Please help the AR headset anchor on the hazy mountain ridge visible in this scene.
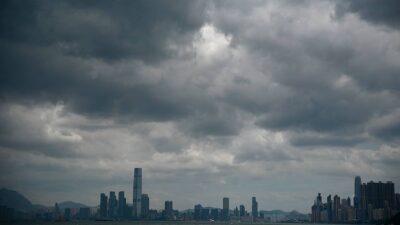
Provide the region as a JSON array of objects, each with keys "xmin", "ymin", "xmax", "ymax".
[
  {"xmin": 0, "ymin": 188, "xmax": 34, "ymax": 212},
  {"xmin": 0, "ymin": 188, "xmax": 87, "ymax": 212}
]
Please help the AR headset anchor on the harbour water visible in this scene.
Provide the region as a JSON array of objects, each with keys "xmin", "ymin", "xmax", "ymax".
[{"xmin": 2, "ymin": 222, "xmax": 367, "ymax": 225}]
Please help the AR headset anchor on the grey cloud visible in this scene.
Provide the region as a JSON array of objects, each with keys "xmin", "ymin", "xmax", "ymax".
[
  {"xmin": 0, "ymin": 104, "xmax": 82, "ymax": 158},
  {"xmin": 234, "ymin": 149, "xmax": 300, "ymax": 163},
  {"xmin": 288, "ymin": 132, "xmax": 367, "ymax": 147},
  {"xmin": 0, "ymin": 0, "xmax": 209, "ymax": 62},
  {"xmin": 368, "ymin": 109, "xmax": 400, "ymax": 143},
  {"xmin": 335, "ymin": 0, "xmax": 400, "ymax": 30}
]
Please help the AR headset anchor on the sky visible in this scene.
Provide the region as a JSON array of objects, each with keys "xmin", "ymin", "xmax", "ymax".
[{"xmin": 0, "ymin": 0, "xmax": 400, "ymax": 213}]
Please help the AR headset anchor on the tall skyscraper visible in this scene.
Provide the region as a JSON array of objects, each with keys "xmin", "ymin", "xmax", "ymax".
[
  {"xmin": 108, "ymin": 191, "xmax": 117, "ymax": 218},
  {"xmin": 239, "ymin": 204, "xmax": 245, "ymax": 217},
  {"xmin": 100, "ymin": 193, "xmax": 108, "ymax": 218},
  {"xmin": 252, "ymin": 197, "xmax": 258, "ymax": 220},
  {"xmin": 222, "ymin": 197, "xmax": 229, "ymax": 220},
  {"xmin": 133, "ymin": 168, "xmax": 142, "ymax": 218},
  {"xmin": 354, "ymin": 176, "xmax": 361, "ymax": 209},
  {"xmin": 118, "ymin": 191, "xmax": 126, "ymax": 218},
  {"xmin": 141, "ymin": 194, "xmax": 149, "ymax": 218},
  {"xmin": 333, "ymin": 195, "xmax": 340, "ymax": 223},
  {"xmin": 164, "ymin": 200, "xmax": 173, "ymax": 219},
  {"xmin": 327, "ymin": 195, "xmax": 332, "ymax": 222}
]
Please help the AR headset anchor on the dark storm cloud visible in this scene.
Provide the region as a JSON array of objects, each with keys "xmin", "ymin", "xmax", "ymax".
[
  {"xmin": 211, "ymin": 1, "xmax": 400, "ymax": 144},
  {"xmin": 0, "ymin": 42, "xmax": 190, "ymax": 121},
  {"xmin": 288, "ymin": 133, "xmax": 366, "ymax": 147},
  {"xmin": 335, "ymin": 0, "xmax": 400, "ymax": 30},
  {"xmin": 0, "ymin": 0, "xmax": 208, "ymax": 62}
]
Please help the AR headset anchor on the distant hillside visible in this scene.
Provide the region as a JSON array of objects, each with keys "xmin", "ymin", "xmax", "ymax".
[
  {"xmin": 58, "ymin": 201, "xmax": 88, "ymax": 210},
  {"xmin": 0, "ymin": 188, "xmax": 33, "ymax": 212}
]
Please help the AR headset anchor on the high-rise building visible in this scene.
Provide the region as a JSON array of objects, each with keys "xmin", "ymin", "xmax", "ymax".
[
  {"xmin": 234, "ymin": 206, "xmax": 239, "ymax": 216},
  {"xmin": 239, "ymin": 204, "xmax": 245, "ymax": 217},
  {"xmin": 100, "ymin": 193, "xmax": 108, "ymax": 218},
  {"xmin": 141, "ymin": 194, "xmax": 149, "ymax": 218},
  {"xmin": 333, "ymin": 195, "xmax": 341, "ymax": 223},
  {"xmin": 327, "ymin": 195, "xmax": 332, "ymax": 222},
  {"xmin": 164, "ymin": 201, "xmax": 173, "ymax": 219},
  {"xmin": 133, "ymin": 168, "xmax": 142, "ymax": 218},
  {"xmin": 222, "ymin": 197, "xmax": 229, "ymax": 220},
  {"xmin": 354, "ymin": 176, "xmax": 361, "ymax": 209},
  {"xmin": 210, "ymin": 208, "xmax": 219, "ymax": 220},
  {"xmin": 194, "ymin": 204, "xmax": 202, "ymax": 220},
  {"xmin": 201, "ymin": 208, "xmax": 210, "ymax": 220},
  {"xmin": 368, "ymin": 181, "xmax": 395, "ymax": 209},
  {"xmin": 252, "ymin": 197, "xmax": 258, "ymax": 220},
  {"xmin": 118, "ymin": 191, "xmax": 126, "ymax": 218},
  {"xmin": 108, "ymin": 191, "xmax": 117, "ymax": 218}
]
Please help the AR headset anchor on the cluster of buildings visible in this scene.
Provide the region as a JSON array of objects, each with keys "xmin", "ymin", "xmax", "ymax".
[
  {"xmin": 95, "ymin": 168, "xmax": 266, "ymax": 222},
  {"xmin": 311, "ymin": 176, "xmax": 400, "ymax": 223},
  {"xmin": 191, "ymin": 197, "xmax": 260, "ymax": 222}
]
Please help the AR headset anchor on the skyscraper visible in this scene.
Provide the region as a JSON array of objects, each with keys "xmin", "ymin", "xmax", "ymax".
[
  {"xmin": 222, "ymin": 197, "xmax": 229, "ymax": 220},
  {"xmin": 164, "ymin": 200, "xmax": 173, "ymax": 219},
  {"xmin": 354, "ymin": 176, "xmax": 361, "ymax": 209},
  {"xmin": 133, "ymin": 168, "xmax": 142, "ymax": 218},
  {"xmin": 100, "ymin": 193, "xmax": 108, "ymax": 218},
  {"xmin": 327, "ymin": 195, "xmax": 332, "ymax": 222},
  {"xmin": 108, "ymin": 191, "xmax": 117, "ymax": 218},
  {"xmin": 141, "ymin": 194, "xmax": 149, "ymax": 218},
  {"xmin": 118, "ymin": 191, "xmax": 126, "ymax": 218},
  {"xmin": 333, "ymin": 195, "xmax": 340, "ymax": 223},
  {"xmin": 239, "ymin": 204, "xmax": 245, "ymax": 217},
  {"xmin": 252, "ymin": 197, "xmax": 258, "ymax": 220}
]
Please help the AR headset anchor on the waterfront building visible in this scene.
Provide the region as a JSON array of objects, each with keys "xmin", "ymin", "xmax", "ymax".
[
  {"xmin": 354, "ymin": 176, "xmax": 361, "ymax": 209},
  {"xmin": 141, "ymin": 194, "xmax": 149, "ymax": 218},
  {"xmin": 194, "ymin": 204, "xmax": 202, "ymax": 220},
  {"xmin": 252, "ymin": 197, "xmax": 258, "ymax": 220},
  {"xmin": 210, "ymin": 208, "xmax": 219, "ymax": 220},
  {"xmin": 164, "ymin": 200, "xmax": 173, "ymax": 219},
  {"xmin": 118, "ymin": 191, "xmax": 126, "ymax": 218},
  {"xmin": 100, "ymin": 193, "xmax": 108, "ymax": 218},
  {"xmin": 222, "ymin": 197, "xmax": 229, "ymax": 220},
  {"xmin": 133, "ymin": 168, "xmax": 142, "ymax": 218},
  {"xmin": 108, "ymin": 191, "xmax": 117, "ymax": 218},
  {"xmin": 239, "ymin": 204, "xmax": 245, "ymax": 217}
]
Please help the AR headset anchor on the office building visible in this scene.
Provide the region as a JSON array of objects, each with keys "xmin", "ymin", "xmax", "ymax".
[
  {"xmin": 133, "ymin": 168, "xmax": 142, "ymax": 218},
  {"xmin": 100, "ymin": 193, "xmax": 108, "ymax": 218},
  {"xmin": 194, "ymin": 204, "xmax": 202, "ymax": 220},
  {"xmin": 141, "ymin": 194, "xmax": 149, "ymax": 218},
  {"xmin": 108, "ymin": 191, "xmax": 117, "ymax": 218},
  {"xmin": 164, "ymin": 200, "xmax": 173, "ymax": 219},
  {"xmin": 118, "ymin": 191, "xmax": 126, "ymax": 218},
  {"xmin": 201, "ymin": 208, "xmax": 210, "ymax": 220},
  {"xmin": 333, "ymin": 195, "xmax": 340, "ymax": 223},
  {"xmin": 239, "ymin": 204, "xmax": 245, "ymax": 217},
  {"xmin": 222, "ymin": 197, "xmax": 229, "ymax": 220},
  {"xmin": 210, "ymin": 208, "xmax": 219, "ymax": 220},
  {"xmin": 354, "ymin": 176, "xmax": 361, "ymax": 209},
  {"xmin": 252, "ymin": 197, "xmax": 258, "ymax": 220}
]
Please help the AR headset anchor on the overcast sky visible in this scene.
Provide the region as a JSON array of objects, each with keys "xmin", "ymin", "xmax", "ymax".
[{"xmin": 1, "ymin": 0, "xmax": 400, "ymax": 213}]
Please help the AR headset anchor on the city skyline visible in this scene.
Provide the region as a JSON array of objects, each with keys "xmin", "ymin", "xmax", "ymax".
[{"xmin": 1, "ymin": 0, "xmax": 400, "ymax": 215}]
